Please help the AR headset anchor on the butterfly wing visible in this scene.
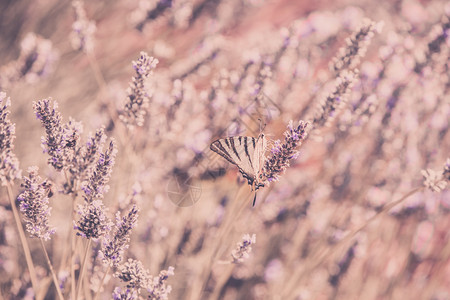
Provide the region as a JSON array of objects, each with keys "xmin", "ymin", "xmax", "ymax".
[
  {"xmin": 252, "ymin": 134, "xmax": 267, "ymax": 176},
  {"xmin": 210, "ymin": 136, "xmax": 259, "ymax": 183}
]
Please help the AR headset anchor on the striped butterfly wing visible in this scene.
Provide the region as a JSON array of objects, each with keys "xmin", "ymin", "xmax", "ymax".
[
  {"xmin": 252, "ymin": 134, "xmax": 267, "ymax": 180},
  {"xmin": 210, "ymin": 135, "xmax": 266, "ymax": 186}
]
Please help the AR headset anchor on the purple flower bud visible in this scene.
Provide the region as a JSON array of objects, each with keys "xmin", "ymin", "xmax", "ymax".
[
  {"xmin": 74, "ymin": 199, "xmax": 111, "ymax": 239},
  {"xmin": 102, "ymin": 205, "xmax": 139, "ymax": 266},
  {"xmin": 82, "ymin": 138, "xmax": 117, "ymax": 203},
  {"xmin": 17, "ymin": 167, "xmax": 55, "ymax": 240},
  {"xmin": 261, "ymin": 121, "xmax": 310, "ymax": 183},
  {"xmin": 120, "ymin": 52, "xmax": 158, "ymax": 128}
]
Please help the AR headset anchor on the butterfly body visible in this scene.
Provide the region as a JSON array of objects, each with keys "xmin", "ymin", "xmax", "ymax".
[{"xmin": 210, "ymin": 134, "xmax": 267, "ymax": 192}]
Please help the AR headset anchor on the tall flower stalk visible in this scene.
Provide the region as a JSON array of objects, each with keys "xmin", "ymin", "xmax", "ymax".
[
  {"xmin": 74, "ymin": 199, "xmax": 112, "ymax": 299},
  {"xmin": 94, "ymin": 205, "xmax": 139, "ymax": 300},
  {"xmin": 17, "ymin": 167, "xmax": 63, "ymax": 300},
  {"xmin": 33, "ymin": 99, "xmax": 66, "ymax": 171},
  {"xmin": 0, "ymin": 92, "xmax": 38, "ymax": 293}
]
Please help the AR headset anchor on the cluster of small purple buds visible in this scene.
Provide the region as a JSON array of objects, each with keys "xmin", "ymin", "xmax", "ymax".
[
  {"xmin": 82, "ymin": 139, "xmax": 117, "ymax": 203},
  {"xmin": 33, "ymin": 99, "xmax": 66, "ymax": 171},
  {"xmin": 17, "ymin": 166, "xmax": 55, "ymax": 240},
  {"xmin": 120, "ymin": 51, "xmax": 158, "ymax": 128},
  {"xmin": 102, "ymin": 205, "xmax": 139, "ymax": 266},
  {"xmin": 231, "ymin": 234, "xmax": 256, "ymax": 263},
  {"xmin": 261, "ymin": 120, "xmax": 310, "ymax": 183},
  {"xmin": 74, "ymin": 199, "xmax": 111, "ymax": 239}
]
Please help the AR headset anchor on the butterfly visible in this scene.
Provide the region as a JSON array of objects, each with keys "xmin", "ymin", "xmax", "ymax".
[{"xmin": 210, "ymin": 134, "xmax": 267, "ymax": 206}]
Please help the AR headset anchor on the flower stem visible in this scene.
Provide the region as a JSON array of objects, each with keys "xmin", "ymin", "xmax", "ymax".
[
  {"xmin": 70, "ymin": 191, "xmax": 77, "ymax": 300},
  {"xmin": 188, "ymin": 185, "xmax": 251, "ymax": 300},
  {"xmin": 39, "ymin": 238, "xmax": 64, "ymax": 300},
  {"xmin": 93, "ymin": 265, "xmax": 111, "ymax": 300},
  {"xmin": 6, "ymin": 183, "xmax": 39, "ymax": 293},
  {"xmin": 282, "ymin": 186, "xmax": 423, "ymax": 298},
  {"xmin": 75, "ymin": 239, "xmax": 92, "ymax": 300}
]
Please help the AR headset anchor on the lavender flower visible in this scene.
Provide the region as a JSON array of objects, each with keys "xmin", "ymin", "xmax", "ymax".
[
  {"xmin": 102, "ymin": 205, "xmax": 139, "ymax": 267},
  {"xmin": 62, "ymin": 127, "xmax": 105, "ymax": 194},
  {"xmin": 113, "ymin": 287, "xmax": 138, "ymax": 300},
  {"xmin": 60, "ymin": 118, "xmax": 83, "ymax": 171},
  {"xmin": 147, "ymin": 266, "xmax": 174, "ymax": 300},
  {"xmin": 70, "ymin": 127, "xmax": 105, "ymax": 181},
  {"xmin": 415, "ymin": 16, "xmax": 450, "ymax": 73},
  {"xmin": 328, "ymin": 242, "xmax": 357, "ymax": 286},
  {"xmin": 250, "ymin": 65, "xmax": 272, "ymax": 98},
  {"xmin": 119, "ymin": 52, "xmax": 158, "ymax": 128},
  {"xmin": 261, "ymin": 121, "xmax": 310, "ymax": 183},
  {"xmin": 231, "ymin": 234, "xmax": 256, "ymax": 263},
  {"xmin": 115, "ymin": 259, "xmax": 150, "ymax": 292},
  {"xmin": 444, "ymin": 158, "xmax": 450, "ymax": 182},
  {"xmin": 82, "ymin": 138, "xmax": 117, "ymax": 203},
  {"xmin": 17, "ymin": 166, "xmax": 55, "ymax": 240},
  {"xmin": 134, "ymin": 0, "xmax": 174, "ymax": 31},
  {"xmin": 311, "ymin": 70, "xmax": 358, "ymax": 129},
  {"xmin": 74, "ymin": 199, "xmax": 111, "ymax": 239},
  {"xmin": 34, "ymin": 98, "xmax": 103, "ymax": 184},
  {"xmin": 0, "ymin": 92, "xmax": 21, "ymax": 185},
  {"xmin": 421, "ymin": 159, "xmax": 449, "ymax": 192},
  {"xmin": 331, "ymin": 19, "xmax": 382, "ymax": 74},
  {"xmin": 71, "ymin": 0, "xmax": 96, "ymax": 53},
  {"xmin": 19, "ymin": 33, "xmax": 59, "ymax": 82},
  {"xmin": 0, "ymin": 33, "xmax": 58, "ymax": 89},
  {"xmin": 33, "ymin": 99, "xmax": 66, "ymax": 171},
  {"xmin": 118, "ymin": 182, "xmax": 142, "ymax": 209}
]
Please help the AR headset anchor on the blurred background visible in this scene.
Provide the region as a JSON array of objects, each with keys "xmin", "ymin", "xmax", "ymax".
[{"xmin": 0, "ymin": 0, "xmax": 449, "ymax": 299}]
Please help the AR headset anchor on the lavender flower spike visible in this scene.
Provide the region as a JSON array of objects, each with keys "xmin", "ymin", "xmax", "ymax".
[
  {"xmin": 231, "ymin": 234, "xmax": 256, "ymax": 263},
  {"xmin": 331, "ymin": 18, "xmax": 383, "ymax": 74},
  {"xmin": 147, "ymin": 266, "xmax": 175, "ymax": 300},
  {"xmin": 71, "ymin": 0, "xmax": 96, "ymax": 53},
  {"xmin": 261, "ymin": 120, "xmax": 310, "ymax": 183},
  {"xmin": 82, "ymin": 138, "xmax": 117, "ymax": 203},
  {"xmin": 70, "ymin": 126, "xmax": 106, "ymax": 183},
  {"xmin": 119, "ymin": 52, "xmax": 158, "ymax": 128},
  {"xmin": 421, "ymin": 158, "xmax": 450, "ymax": 193},
  {"xmin": 0, "ymin": 92, "xmax": 21, "ymax": 185},
  {"xmin": 115, "ymin": 259, "xmax": 150, "ymax": 293},
  {"xmin": 17, "ymin": 166, "xmax": 55, "ymax": 240},
  {"xmin": 74, "ymin": 199, "xmax": 111, "ymax": 239},
  {"xmin": 33, "ymin": 98, "xmax": 65, "ymax": 171},
  {"xmin": 112, "ymin": 287, "xmax": 138, "ymax": 300},
  {"xmin": 312, "ymin": 70, "xmax": 358, "ymax": 129},
  {"xmin": 102, "ymin": 205, "xmax": 139, "ymax": 267}
]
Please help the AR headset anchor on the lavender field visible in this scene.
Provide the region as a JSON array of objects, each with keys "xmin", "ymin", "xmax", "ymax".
[{"xmin": 0, "ymin": 0, "xmax": 449, "ymax": 299}]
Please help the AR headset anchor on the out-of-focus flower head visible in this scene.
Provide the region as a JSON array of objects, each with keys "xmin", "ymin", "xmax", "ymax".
[
  {"xmin": 0, "ymin": 92, "xmax": 21, "ymax": 185},
  {"xmin": 119, "ymin": 52, "xmax": 158, "ymax": 129},
  {"xmin": 71, "ymin": 0, "xmax": 96, "ymax": 53},
  {"xmin": 231, "ymin": 234, "xmax": 256, "ymax": 263}
]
